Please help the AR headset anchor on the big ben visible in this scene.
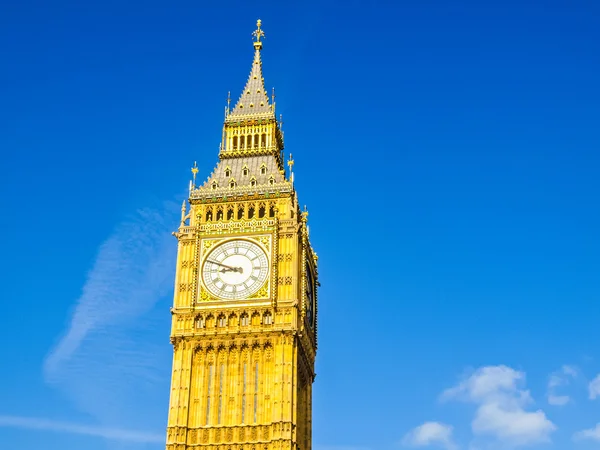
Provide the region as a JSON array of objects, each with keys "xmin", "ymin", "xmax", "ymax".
[{"xmin": 165, "ymin": 20, "xmax": 318, "ymax": 450}]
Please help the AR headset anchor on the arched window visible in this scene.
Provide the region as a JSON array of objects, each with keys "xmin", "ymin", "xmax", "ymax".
[
  {"xmin": 230, "ymin": 179, "xmax": 236, "ymax": 189},
  {"xmin": 206, "ymin": 315, "xmax": 215, "ymax": 328},
  {"xmin": 242, "ymin": 165, "xmax": 249, "ymax": 176},
  {"xmin": 216, "ymin": 209, "xmax": 223, "ymax": 221},
  {"xmin": 261, "ymin": 134, "xmax": 266, "ymax": 147},
  {"xmin": 218, "ymin": 315, "xmax": 227, "ymax": 327},
  {"xmin": 237, "ymin": 206, "xmax": 244, "ymax": 220},
  {"xmin": 254, "ymin": 135, "xmax": 259, "ymax": 148},
  {"xmin": 240, "ymin": 136, "xmax": 245, "ymax": 149},
  {"xmin": 240, "ymin": 314, "xmax": 250, "ymax": 326},
  {"xmin": 211, "ymin": 181, "xmax": 218, "ymax": 190},
  {"xmin": 268, "ymin": 176, "xmax": 275, "ymax": 186},
  {"xmin": 250, "ymin": 177, "xmax": 257, "ymax": 187},
  {"xmin": 225, "ymin": 168, "xmax": 231, "ymax": 177},
  {"xmin": 206, "ymin": 210, "xmax": 213, "ymax": 222},
  {"xmin": 248, "ymin": 206, "xmax": 255, "ymax": 219},
  {"xmin": 227, "ymin": 208, "xmax": 234, "ymax": 220},
  {"xmin": 263, "ymin": 311, "xmax": 273, "ymax": 325},
  {"xmin": 233, "ymin": 136, "xmax": 238, "ymax": 150},
  {"xmin": 260, "ymin": 164, "xmax": 267, "ymax": 175},
  {"xmin": 258, "ymin": 205, "xmax": 266, "ymax": 218},
  {"xmin": 196, "ymin": 316, "xmax": 205, "ymax": 328},
  {"xmin": 269, "ymin": 205, "xmax": 276, "ymax": 218}
]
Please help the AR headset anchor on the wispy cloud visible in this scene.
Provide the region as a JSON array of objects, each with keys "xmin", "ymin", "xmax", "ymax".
[
  {"xmin": 574, "ymin": 423, "xmax": 600, "ymax": 442},
  {"xmin": 547, "ymin": 365, "xmax": 577, "ymax": 406},
  {"xmin": 442, "ymin": 365, "xmax": 555, "ymax": 447},
  {"xmin": 589, "ymin": 374, "xmax": 600, "ymax": 400},
  {"xmin": 0, "ymin": 415, "xmax": 163, "ymax": 443},
  {"xmin": 44, "ymin": 204, "xmax": 177, "ymax": 377},
  {"xmin": 402, "ymin": 422, "xmax": 457, "ymax": 449},
  {"xmin": 42, "ymin": 199, "xmax": 179, "ymax": 434}
]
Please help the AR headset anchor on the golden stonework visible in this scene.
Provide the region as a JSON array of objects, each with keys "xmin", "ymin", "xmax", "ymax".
[
  {"xmin": 251, "ymin": 234, "xmax": 271, "ymax": 251},
  {"xmin": 248, "ymin": 282, "xmax": 269, "ymax": 300},
  {"xmin": 166, "ymin": 20, "xmax": 318, "ymax": 450}
]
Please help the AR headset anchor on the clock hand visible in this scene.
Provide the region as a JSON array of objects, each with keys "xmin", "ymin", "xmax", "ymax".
[
  {"xmin": 208, "ymin": 259, "xmax": 243, "ymax": 274},
  {"xmin": 207, "ymin": 260, "xmax": 237, "ymax": 271}
]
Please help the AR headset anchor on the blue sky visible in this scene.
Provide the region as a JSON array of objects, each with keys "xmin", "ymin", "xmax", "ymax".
[{"xmin": 1, "ymin": 0, "xmax": 599, "ymax": 449}]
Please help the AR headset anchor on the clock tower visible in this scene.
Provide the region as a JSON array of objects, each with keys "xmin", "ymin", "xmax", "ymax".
[{"xmin": 165, "ymin": 20, "xmax": 318, "ymax": 450}]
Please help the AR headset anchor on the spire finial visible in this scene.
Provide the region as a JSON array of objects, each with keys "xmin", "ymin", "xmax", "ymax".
[
  {"xmin": 302, "ymin": 205, "xmax": 309, "ymax": 222},
  {"xmin": 252, "ymin": 19, "xmax": 265, "ymax": 50},
  {"xmin": 180, "ymin": 200, "xmax": 187, "ymax": 226},
  {"xmin": 191, "ymin": 161, "xmax": 199, "ymax": 187},
  {"xmin": 225, "ymin": 91, "xmax": 231, "ymax": 118},
  {"xmin": 287, "ymin": 153, "xmax": 294, "ymax": 184}
]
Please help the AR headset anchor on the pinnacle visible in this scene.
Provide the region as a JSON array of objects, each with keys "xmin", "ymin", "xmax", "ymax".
[{"xmin": 228, "ymin": 48, "xmax": 274, "ymax": 119}]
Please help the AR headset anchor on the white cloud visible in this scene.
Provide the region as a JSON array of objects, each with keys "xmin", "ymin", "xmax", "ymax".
[
  {"xmin": 547, "ymin": 395, "xmax": 569, "ymax": 406},
  {"xmin": 441, "ymin": 366, "xmax": 526, "ymax": 404},
  {"xmin": 562, "ymin": 365, "xmax": 578, "ymax": 377},
  {"xmin": 442, "ymin": 365, "xmax": 556, "ymax": 446},
  {"xmin": 402, "ymin": 422, "xmax": 457, "ymax": 449},
  {"xmin": 589, "ymin": 374, "xmax": 600, "ymax": 400},
  {"xmin": 574, "ymin": 423, "xmax": 600, "ymax": 442},
  {"xmin": 0, "ymin": 415, "xmax": 163, "ymax": 443},
  {"xmin": 472, "ymin": 402, "xmax": 554, "ymax": 445},
  {"xmin": 546, "ymin": 365, "xmax": 577, "ymax": 406}
]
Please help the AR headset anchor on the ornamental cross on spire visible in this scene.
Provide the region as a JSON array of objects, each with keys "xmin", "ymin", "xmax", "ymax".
[{"xmin": 252, "ymin": 19, "xmax": 265, "ymax": 49}]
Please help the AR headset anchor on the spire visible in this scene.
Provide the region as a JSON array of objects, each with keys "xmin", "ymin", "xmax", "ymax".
[
  {"xmin": 227, "ymin": 19, "xmax": 274, "ymax": 120},
  {"xmin": 218, "ymin": 19, "xmax": 284, "ymax": 168}
]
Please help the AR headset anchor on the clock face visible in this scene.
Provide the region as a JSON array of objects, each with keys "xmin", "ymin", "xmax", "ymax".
[
  {"xmin": 202, "ymin": 239, "xmax": 269, "ymax": 299},
  {"xmin": 305, "ymin": 264, "xmax": 315, "ymax": 328}
]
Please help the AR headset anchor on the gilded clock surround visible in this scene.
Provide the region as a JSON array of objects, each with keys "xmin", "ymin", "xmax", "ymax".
[
  {"xmin": 200, "ymin": 236, "xmax": 273, "ymax": 301},
  {"xmin": 166, "ymin": 20, "xmax": 318, "ymax": 450}
]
